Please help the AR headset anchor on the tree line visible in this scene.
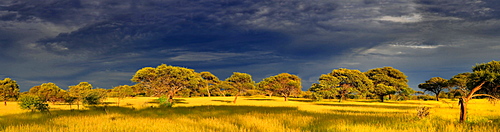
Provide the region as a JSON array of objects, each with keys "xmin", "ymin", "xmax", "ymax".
[
  {"xmin": 2, "ymin": 61, "xmax": 499, "ymax": 122},
  {"xmin": 1, "ymin": 64, "xmax": 415, "ymax": 106},
  {"xmin": 417, "ymin": 61, "xmax": 500, "ymax": 122}
]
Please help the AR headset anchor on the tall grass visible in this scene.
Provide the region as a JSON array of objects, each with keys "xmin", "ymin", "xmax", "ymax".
[{"xmin": 1, "ymin": 97, "xmax": 499, "ymax": 132}]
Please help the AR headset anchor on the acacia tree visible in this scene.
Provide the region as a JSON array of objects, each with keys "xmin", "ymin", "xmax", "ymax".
[
  {"xmin": 448, "ymin": 73, "xmax": 471, "ymax": 99},
  {"xmin": 131, "ymin": 64, "xmax": 206, "ymax": 104},
  {"xmin": 308, "ymin": 83, "xmax": 336, "ymax": 101},
  {"xmin": 111, "ymin": 85, "xmax": 134, "ymax": 106},
  {"xmin": 82, "ymin": 88, "xmax": 107, "ymax": 105},
  {"xmin": 258, "ymin": 73, "xmax": 302, "ymax": 101},
  {"xmin": 365, "ymin": 67, "xmax": 409, "ymax": 101},
  {"xmin": 200, "ymin": 72, "xmax": 220, "ymax": 97},
  {"xmin": 459, "ymin": 61, "xmax": 500, "ymax": 122},
  {"xmin": 0, "ymin": 78, "xmax": 20, "ymax": 106},
  {"xmin": 373, "ymin": 84, "xmax": 396, "ymax": 102},
  {"xmin": 68, "ymin": 82, "xmax": 93, "ymax": 109},
  {"xmin": 418, "ymin": 77, "xmax": 449, "ymax": 101},
  {"xmin": 29, "ymin": 83, "xmax": 63, "ymax": 104},
  {"xmin": 319, "ymin": 68, "xmax": 373, "ymax": 102},
  {"xmin": 225, "ymin": 72, "xmax": 255, "ymax": 103}
]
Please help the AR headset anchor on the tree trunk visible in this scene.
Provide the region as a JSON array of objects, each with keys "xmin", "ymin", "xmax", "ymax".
[
  {"xmin": 4, "ymin": 101, "xmax": 6, "ymax": 106},
  {"xmin": 339, "ymin": 93, "xmax": 344, "ymax": 102},
  {"xmin": 459, "ymin": 98, "xmax": 467, "ymax": 122},
  {"xmin": 168, "ymin": 93, "xmax": 174, "ymax": 104},
  {"xmin": 233, "ymin": 92, "xmax": 239, "ymax": 104},
  {"xmin": 380, "ymin": 95, "xmax": 384, "ymax": 102},
  {"xmin": 207, "ymin": 86, "xmax": 211, "ymax": 98},
  {"xmin": 435, "ymin": 93, "xmax": 440, "ymax": 101},
  {"xmin": 458, "ymin": 81, "xmax": 485, "ymax": 123},
  {"xmin": 284, "ymin": 96, "xmax": 288, "ymax": 101}
]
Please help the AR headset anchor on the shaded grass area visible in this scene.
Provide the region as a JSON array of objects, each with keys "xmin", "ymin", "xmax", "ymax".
[
  {"xmin": 1, "ymin": 98, "xmax": 499, "ymax": 131},
  {"xmin": 0, "ymin": 105, "xmax": 408, "ymax": 131},
  {"xmin": 315, "ymin": 103, "xmax": 421, "ymax": 110}
]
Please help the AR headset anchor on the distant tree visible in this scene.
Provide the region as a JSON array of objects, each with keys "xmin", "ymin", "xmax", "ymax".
[
  {"xmin": 258, "ymin": 73, "xmax": 302, "ymax": 101},
  {"xmin": 225, "ymin": 72, "xmax": 255, "ymax": 103},
  {"xmin": 111, "ymin": 85, "xmax": 134, "ymax": 106},
  {"xmin": 308, "ymin": 83, "xmax": 336, "ymax": 101},
  {"xmin": 60, "ymin": 91, "xmax": 76, "ymax": 108},
  {"xmin": 448, "ymin": 73, "xmax": 472, "ymax": 99},
  {"xmin": 458, "ymin": 61, "xmax": 500, "ymax": 122},
  {"xmin": 418, "ymin": 77, "xmax": 449, "ymax": 101},
  {"xmin": 213, "ymin": 81, "xmax": 232, "ymax": 97},
  {"xmin": 83, "ymin": 88, "xmax": 107, "ymax": 105},
  {"xmin": 68, "ymin": 82, "xmax": 93, "ymax": 109},
  {"xmin": 0, "ymin": 78, "xmax": 20, "ymax": 105},
  {"xmin": 200, "ymin": 71, "xmax": 220, "ymax": 97},
  {"xmin": 29, "ymin": 83, "xmax": 63, "ymax": 104},
  {"xmin": 131, "ymin": 64, "xmax": 206, "ymax": 104},
  {"xmin": 318, "ymin": 68, "xmax": 373, "ymax": 102},
  {"xmin": 398, "ymin": 87, "xmax": 415, "ymax": 100},
  {"xmin": 365, "ymin": 67, "xmax": 409, "ymax": 101},
  {"xmin": 131, "ymin": 83, "xmax": 149, "ymax": 97},
  {"xmin": 373, "ymin": 84, "xmax": 396, "ymax": 102}
]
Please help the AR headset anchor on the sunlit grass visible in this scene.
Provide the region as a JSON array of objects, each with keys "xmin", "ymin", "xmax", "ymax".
[{"xmin": 1, "ymin": 97, "xmax": 499, "ymax": 131}]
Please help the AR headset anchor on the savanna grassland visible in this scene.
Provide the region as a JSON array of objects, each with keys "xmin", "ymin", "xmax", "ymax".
[{"xmin": 1, "ymin": 97, "xmax": 499, "ymax": 132}]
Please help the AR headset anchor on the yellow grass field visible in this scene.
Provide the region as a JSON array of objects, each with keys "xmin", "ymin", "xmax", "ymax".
[{"xmin": 1, "ymin": 97, "xmax": 499, "ymax": 132}]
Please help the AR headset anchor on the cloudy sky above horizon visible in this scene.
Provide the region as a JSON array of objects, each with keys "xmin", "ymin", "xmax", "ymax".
[{"xmin": 1, "ymin": 0, "xmax": 499, "ymax": 91}]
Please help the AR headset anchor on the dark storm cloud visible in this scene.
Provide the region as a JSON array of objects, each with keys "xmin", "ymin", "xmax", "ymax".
[{"xmin": 0, "ymin": 0, "xmax": 499, "ymax": 91}]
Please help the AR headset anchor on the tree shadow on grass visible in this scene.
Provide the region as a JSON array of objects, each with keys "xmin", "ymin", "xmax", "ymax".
[
  {"xmin": 211, "ymin": 100, "xmax": 233, "ymax": 103},
  {"xmin": 244, "ymin": 99, "xmax": 276, "ymax": 101},
  {"xmin": 288, "ymin": 98, "xmax": 314, "ymax": 102},
  {"xmin": 147, "ymin": 99, "xmax": 188, "ymax": 104},
  {"xmin": 0, "ymin": 104, "xmax": 476, "ymax": 131},
  {"xmin": 315, "ymin": 103, "xmax": 419, "ymax": 110}
]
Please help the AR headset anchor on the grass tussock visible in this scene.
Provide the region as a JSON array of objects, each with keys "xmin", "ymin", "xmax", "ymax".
[{"xmin": 0, "ymin": 97, "xmax": 499, "ymax": 132}]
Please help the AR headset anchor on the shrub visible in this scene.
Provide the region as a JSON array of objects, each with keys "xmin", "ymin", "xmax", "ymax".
[
  {"xmin": 157, "ymin": 95, "xmax": 173, "ymax": 107},
  {"xmin": 18, "ymin": 94, "xmax": 49, "ymax": 112},
  {"xmin": 416, "ymin": 106, "xmax": 431, "ymax": 119}
]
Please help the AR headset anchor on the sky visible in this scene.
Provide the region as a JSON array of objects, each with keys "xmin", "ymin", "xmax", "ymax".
[{"xmin": 1, "ymin": 0, "xmax": 500, "ymax": 92}]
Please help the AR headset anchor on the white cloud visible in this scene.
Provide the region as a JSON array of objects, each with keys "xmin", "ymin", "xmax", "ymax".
[
  {"xmin": 377, "ymin": 13, "xmax": 423, "ymax": 23},
  {"xmin": 389, "ymin": 44, "xmax": 445, "ymax": 49},
  {"xmin": 376, "ymin": 13, "xmax": 462, "ymax": 23},
  {"xmin": 169, "ymin": 52, "xmax": 244, "ymax": 62}
]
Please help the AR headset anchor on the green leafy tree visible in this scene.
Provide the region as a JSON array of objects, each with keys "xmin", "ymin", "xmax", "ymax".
[
  {"xmin": 418, "ymin": 77, "xmax": 449, "ymax": 101},
  {"xmin": 365, "ymin": 67, "xmax": 409, "ymax": 101},
  {"xmin": 308, "ymin": 83, "xmax": 336, "ymax": 101},
  {"xmin": 68, "ymin": 82, "xmax": 93, "ymax": 109},
  {"xmin": 448, "ymin": 73, "xmax": 472, "ymax": 99},
  {"xmin": 318, "ymin": 68, "xmax": 373, "ymax": 102},
  {"xmin": 258, "ymin": 73, "xmax": 302, "ymax": 101},
  {"xmin": 60, "ymin": 91, "xmax": 76, "ymax": 108},
  {"xmin": 131, "ymin": 83, "xmax": 149, "ymax": 97},
  {"xmin": 111, "ymin": 85, "xmax": 134, "ymax": 106},
  {"xmin": 200, "ymin": 71, "xmax": 220, "ymax": 97},
  {"xmin": 225, "ymin": 72, "xmax": 255, "ymax": 103},
  {"xmin": 83, "ymin": 88, "xmax": 107, "ymax": 105},
  {"xmin": 459, "ymin": 61, "xmax": 500, "ymax": 122},
  {"xmin": 373, "ymin": 84, "xmax": 396, "ymax": 102},
  {"xmin": 18, "ymin": 94, "xmax": 49, "ymax": 112},
  {"xmin": 29, "ymin": 83, "xmax": 63, "ymax": 104},
  {"xmin": 214, "ymin": 81, "xmax": 232, "ymax": 97},
  {"xmin": 131, "ymin": 64, "xmax": 206, "ymax": 104},
  {"xmin": 0, "ymin": 78, "xmax": 20, "ymax": 105}
]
